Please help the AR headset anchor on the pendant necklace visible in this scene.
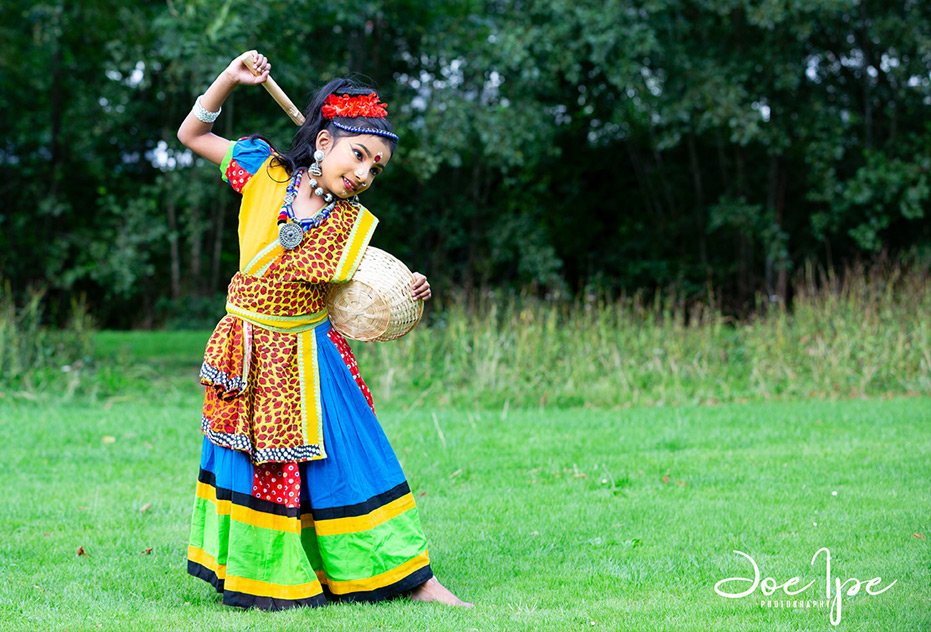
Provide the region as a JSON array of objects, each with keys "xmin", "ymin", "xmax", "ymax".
[{"xmin": 277, "ymin": 169, "xmax": 336, "ymax": 250}]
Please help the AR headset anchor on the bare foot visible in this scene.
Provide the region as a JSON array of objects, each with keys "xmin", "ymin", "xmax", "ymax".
[{"xmin": 409, "ymin": 577, "xmax": 473, "ymax": 607}]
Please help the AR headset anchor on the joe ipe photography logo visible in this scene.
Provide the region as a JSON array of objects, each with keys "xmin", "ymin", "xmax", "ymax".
[{"xmin": 714, "ymin": 547, "xmax": 896, "ymax": 626}]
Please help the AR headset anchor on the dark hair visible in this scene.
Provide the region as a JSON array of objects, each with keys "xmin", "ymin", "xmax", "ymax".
[{"xmin": 268, "ymin": 78, "xmax": 397, "ymax": 178}]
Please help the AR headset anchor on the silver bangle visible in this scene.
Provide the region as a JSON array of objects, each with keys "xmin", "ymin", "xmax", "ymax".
[{"xmin": 193, "ymin": 95, "xmax": 221, "ymax": 123}]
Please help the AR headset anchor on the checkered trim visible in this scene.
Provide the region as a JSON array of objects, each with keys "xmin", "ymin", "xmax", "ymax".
[
  {"xmin": 199, "ymin": 362, "xmax": 245, "ymax": 394},
  {"xmin": 201, "ymin": 415, "xmax": 322, "ymax": 463}
]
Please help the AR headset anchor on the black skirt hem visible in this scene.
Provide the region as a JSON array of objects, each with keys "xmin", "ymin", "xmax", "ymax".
[{"xmin": 187, "ymin": 559, "xmax": 328, "ymax": 610}]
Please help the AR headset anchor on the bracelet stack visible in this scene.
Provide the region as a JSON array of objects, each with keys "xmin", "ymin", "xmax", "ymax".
[{"xmin": 193, "ymin": 95, "xmax": 222, "ymax": 123}]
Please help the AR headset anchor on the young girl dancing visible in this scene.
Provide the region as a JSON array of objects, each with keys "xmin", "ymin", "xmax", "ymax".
[{"xmin": 177, "ymin": 51, "xmax": 470, "ymax": 610}]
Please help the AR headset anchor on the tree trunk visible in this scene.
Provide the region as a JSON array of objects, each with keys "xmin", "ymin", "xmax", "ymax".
[
  {"xmin": 647, "ymin": 127, "xmax": 676, "ymax": 218},
  {"xmin": 372, "ymin": 10, "xmax": 382, "ymax": 74},
  {"xmin": 733, "ymin": 146, "xmax": 752, "ymax": 302},
  {"xmin": 764, "ymin": 155, "xmax": 778, "ymax": 296},
  {"xmin": 462, "ymin": 160, "xmax": 483, "ymax": 293},
  {"xmin": 210, "ymin": 196, "xmax": 226, "ymax": 293},
  {"xmin": 189, "ymin": 203, "xmax": 202, "ymax": 293},
  {"xmin": 734, "ymin": 145, "xmax": 746, "ymax": 197},
  {"xmin": 49, "ymin": 35, "xmax": 63, "ymax": 200},
  {"xmin": 686, "ymin": 130, "xmax": 708, "ymax": 271},
  {"xmin": 776, "ymin": 159, "xmax": 788, "ymax": 301},
  {"xmin": 715, "ymin": 131, "xmax": 729, "ymax": 191},
  {"xmin": 166, "ymin": 199, "xmax": 181, "ymax": 300},
  {"xmin": 625, "ymin": 140, "xmax": 663, "ymax": 216}
]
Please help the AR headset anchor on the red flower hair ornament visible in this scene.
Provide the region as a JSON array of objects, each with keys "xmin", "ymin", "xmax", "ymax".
[{"xmin": 322, "ymin": 93, "xmax": 389, "ymax": 120}]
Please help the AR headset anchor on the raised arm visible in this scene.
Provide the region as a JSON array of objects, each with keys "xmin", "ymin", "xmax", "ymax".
[{"xmin": 177, "ymin": 51, "xmax": 272, "ymax": 165}]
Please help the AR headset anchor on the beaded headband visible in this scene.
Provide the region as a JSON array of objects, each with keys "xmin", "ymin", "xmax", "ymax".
[{"xmin": 331, "ymin": 121, "xmax": 399, "ymax": 142}]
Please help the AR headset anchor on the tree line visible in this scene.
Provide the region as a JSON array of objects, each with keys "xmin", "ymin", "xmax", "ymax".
[{"xmin": 0, "ymin": 0, "xmax": 928, "ymax": 327}]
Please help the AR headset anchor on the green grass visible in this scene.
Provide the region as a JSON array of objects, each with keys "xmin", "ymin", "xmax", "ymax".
[{"xmin": 0, "ymin": 377, "xmax": 927, "ymax": 630}]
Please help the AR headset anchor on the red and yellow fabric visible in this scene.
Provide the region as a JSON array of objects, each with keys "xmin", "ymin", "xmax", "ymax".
[{"xmin": 201, "ymin": 138, "xmax": 378, "ymax": 464}]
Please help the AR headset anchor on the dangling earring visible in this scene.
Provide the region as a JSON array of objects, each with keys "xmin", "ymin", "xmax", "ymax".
[
  {"xmin": 305, "ymin": 176, "xmax": 333, "ymax": 202},
  {"xmin": 306, "ymin": 150, "xmax": 332, "ymax": 202},
  {"xmin": 309, "ymin": 149, "xmax": 324, "ymax": 177}
]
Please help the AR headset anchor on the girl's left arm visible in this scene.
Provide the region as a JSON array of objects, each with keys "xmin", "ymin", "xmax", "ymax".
[{"xmin": 411, "ymin": 272, "xmax": 431, "ymax": 301}]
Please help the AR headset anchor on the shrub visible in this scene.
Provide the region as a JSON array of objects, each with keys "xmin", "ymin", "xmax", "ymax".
[{"xmin": 0, "ymin": 282, "xmax": 94, "ymax": 392}]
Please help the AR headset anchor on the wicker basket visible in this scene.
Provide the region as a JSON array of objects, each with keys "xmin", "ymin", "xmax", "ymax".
[{"xmin": 326, "ymin": 247, "xmax": 424, "ymax": 342}]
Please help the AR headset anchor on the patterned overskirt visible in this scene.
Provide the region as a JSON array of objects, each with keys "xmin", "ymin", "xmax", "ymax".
[{"xmin": 187, "ymin": 319, "xmax": 432, "ymax": 609}]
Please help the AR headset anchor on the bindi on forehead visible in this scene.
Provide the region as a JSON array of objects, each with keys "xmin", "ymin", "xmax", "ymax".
[{"xmin": 355, "ymin": 141, "xmax": 391, "ymax": 164}]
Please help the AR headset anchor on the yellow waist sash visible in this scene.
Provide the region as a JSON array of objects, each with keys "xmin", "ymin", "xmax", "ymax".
[{"xmin": 225, "ymin": 301, "xmax": 328, "ymax": 332}]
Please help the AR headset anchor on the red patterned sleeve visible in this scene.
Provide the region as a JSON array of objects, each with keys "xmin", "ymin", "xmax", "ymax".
[{"xmin": 219, "ymin": 137, "xmax": 273, "ymax": 193}]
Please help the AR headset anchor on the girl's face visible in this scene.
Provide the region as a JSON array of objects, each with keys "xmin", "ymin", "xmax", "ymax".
[{"xmin": 315, "ymin": 131, "xmax": 393, "ymax": 199}]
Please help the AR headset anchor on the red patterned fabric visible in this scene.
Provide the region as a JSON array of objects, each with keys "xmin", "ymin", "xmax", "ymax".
[
  {"xmin": 226, "ymin": 272, "xmax": 328, "ymax": 316},
  {"xmin": 226, "ymin": 159, "xmax": 252, "ymax": 193},
  {"xmin": 203, "ymin": 323, "xmax": 304, "ymax": 451},
  {"xmin": 221, "ymin": 138, "xmax": 273, "ymax": 194},
  {"xmin": 199, "ymin": 317, "xmax": 247, "ymax": 401},
  {"xmin": 327, "ymin": 329, "xmax": 375, "ymax": 414},
  {"xmin": 252, "ymin": 461, "xmax": 301, "ymax": 508},
  {"xmin": 268, "ymin": 206, "xmax": 359, "ymax": 283}
]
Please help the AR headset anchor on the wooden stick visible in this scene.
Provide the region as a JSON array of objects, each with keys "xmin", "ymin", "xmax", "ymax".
[{"xmin": 240, "ymin": 51, "xmax": 305, "ymax": 126}]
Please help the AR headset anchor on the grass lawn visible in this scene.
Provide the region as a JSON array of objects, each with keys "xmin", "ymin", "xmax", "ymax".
[{"xmin": 0, "ymin": 333, "xmax": 927, "ymax": 631}]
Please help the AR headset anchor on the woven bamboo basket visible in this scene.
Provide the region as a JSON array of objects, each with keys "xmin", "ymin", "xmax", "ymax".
[{"xmin": 326, "ymin": 247, "xmax": 424, "ymax": 342}]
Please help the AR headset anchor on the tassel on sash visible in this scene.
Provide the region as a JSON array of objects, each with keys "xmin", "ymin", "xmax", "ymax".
[{"xmin": 200, "ymin": 316, "xmax": 249, "ymax": 401}]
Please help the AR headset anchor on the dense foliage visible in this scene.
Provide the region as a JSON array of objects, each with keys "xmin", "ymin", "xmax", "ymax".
[{"xmin": 1, "ymin": 0, "xmax": 928, "ymax": 326}]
